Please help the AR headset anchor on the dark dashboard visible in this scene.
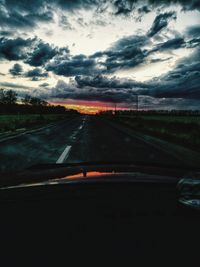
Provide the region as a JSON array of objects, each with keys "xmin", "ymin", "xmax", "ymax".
[{"xmin": 1, "ymin": 165, "xmax": 200, "ymax": 266}]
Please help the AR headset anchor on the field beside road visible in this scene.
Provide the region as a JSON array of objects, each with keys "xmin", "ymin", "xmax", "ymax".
[
  {"xmin": 0, "ymin": 114, "xmax": 72, "ymax": 133},
  {"xmin": 112, "ymin": 115, "xmax": 200, "ymax": 152}
]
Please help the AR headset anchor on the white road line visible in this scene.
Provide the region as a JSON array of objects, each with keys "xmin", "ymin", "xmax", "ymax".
[{"xmin": 56, "ymin": 145, "xmax": 72, "ymax": 164}]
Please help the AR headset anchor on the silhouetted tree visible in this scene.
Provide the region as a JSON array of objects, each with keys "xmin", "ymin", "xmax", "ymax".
[
  {"xmin": 21, "ymin": 95, "xmax": 31, "ymax": 105},
  {"xmin": 21, "ymin": 95, "xmax": 48, "ymax": 107},
  {"xmin": 5, "ymin": 90, "xmax": 17, "ymax": 105},
  {"xmin": 0, "ymin": 89, "xmax": 5, "ymax": 104},
  {"xmin": 0, "ymin": 89, "xmax": 79, "ymax": 115},
  {"xmin": 0, "ymin": 89, "xmax": 17, "ymax": 105},
  {"xmin": 29, "ymin": 97, "xmax": 47, "ymax": 106}
]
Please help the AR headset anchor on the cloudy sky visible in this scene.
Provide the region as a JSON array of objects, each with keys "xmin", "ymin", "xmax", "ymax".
[{"xmin": 0, "ymin": 0, "xmax": 200, "ymax": 112}]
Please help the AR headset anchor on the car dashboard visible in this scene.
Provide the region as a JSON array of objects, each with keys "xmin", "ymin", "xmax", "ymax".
[{"xmin": 0, "ymin": 171, "xmax": 200, "ymax": 266}]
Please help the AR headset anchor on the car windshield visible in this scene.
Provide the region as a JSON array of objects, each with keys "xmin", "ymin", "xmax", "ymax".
[{"xmin": 0, "ymin": 0, "xmax": 200, "ymax": 182}]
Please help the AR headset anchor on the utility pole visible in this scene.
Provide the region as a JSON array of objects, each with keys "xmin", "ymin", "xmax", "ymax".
[
  {"xmin": 132, "ymin": 90, "xmax": 139, "ymax": 113},
  {"xmin": 112, "ymin": 103, "xmax": 116, "ymax": 115},
  {"xmin": 112, "ymin": 103, "xmax": 117, "ymax": 115},
  {"xmin": 135, "ymin": 94, "xmax": 139, "ymax": 112},
  {"xmin": 114, "ymin": 103, "xmax": 117, "ymax": 115}
]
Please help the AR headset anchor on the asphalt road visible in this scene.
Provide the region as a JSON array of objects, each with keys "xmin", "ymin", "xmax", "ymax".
[{"xmin": 0, "ymin": 115, "xmax": 184, "ymax": 173}]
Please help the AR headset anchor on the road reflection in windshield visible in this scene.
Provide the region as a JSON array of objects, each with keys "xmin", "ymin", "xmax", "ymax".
[{"xmin": 64, "ymin": 171, "xmax": 114, "ymax": 179}]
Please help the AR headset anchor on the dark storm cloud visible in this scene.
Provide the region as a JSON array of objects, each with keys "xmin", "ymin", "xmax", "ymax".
[
  {"xmin": 0, "ymin": 37, "xmax": 33, "ymax": 60},
  {"xmin": 71, "ymin": 46, "xmax": 200, "ymax": 101},
  {"xmin": 136, "ymin": 5, "xmax": 151, "ymax": 21},
  {"xmin": 186, "ymin": 25, "xmax": 200, "ymax": 38},
  {"xmin": 187, "ymin": 37, "xmax": 200, "ymax": 48},
  {"xmin": 25, "ymin": 41, "xmax": 58, "ymax": 67},
  {"xmin": 46, "ymin": 54, "xmax": 99, "ymax": 76},
  {"xmin": 51, "ymin": 0, "xmax": 100, "ymax": 10},
  {"xmin": 149, "ymin": 57, "xmax": 172, "ymax": 63},
  {"xmin": 124, "ymin": 47, "xmax": 200, "ymax": 100},
  {"xmin": 43, "ymin": 79, "xmax": 140, "ymax": 104},
  {"xmin": 35, "ymin": 45, "xmax": 200, "ymax": 109},
  {"xmin": 148, "ymin": 12, "xmax": 177, "ymax": 37},
  {"xmin": 185, "ymin": 25, "xmax": 200, "ymax": 48},
  {"xmin": 40, "ymin": 82, "xmax": 50, "ymax": 87},
  {"xmin": 9, "ymin": 63, "xmax": 23, "ymax": 76},
  {"xmin": 138, "ymin": 5, "xmax": 151, "ymax": 14},
  {"xmin": 150, "ymin": 29, "xmax": 200, "ymax": 52},
  {"xmin": 149, "ymin": 0, "xmax": 200, "ymax": 11},
  {"xmin": 111, "ymin": 0, "xmax": 200, "ymax": 15},
  {"xmin": 0, "ymin": 0, "xmax": 100, "ymax": 31},
  {"xmin": 0, "ymin": 36, "xmax": 68, "ymax": 68},
  {"xmin": 89, "ymin": 22, "xmax": 197, "ymax": 74},
  {"xmin": 151, "ymin": 37, "xmax": 185, "ymax": 54},
  {"xmin": 9, "ymin": 62, "xmax": 49, "ymax": 81},
  {"xmin": 44, "ymin": 19, "xmax": 199, "ymax": 78},
  {"xmin": 90, "ymin": 37, "xmax": 146, "ymax": 73},
  {"xmin": 112, "ymin": 0, "xmax": 135, "ymax": 15},
  {"xmin": 75, "ymin": 75, "xmax": 149, "ymax": 89},
  {"xmin": 0, "ymin": 30, "xmax": 13, "ymax": 37},
  {"xmin": 155, "ymin": 48, "xmax": 200, "ymax": 98},
  {"xmin": 112, "ymin": 34, "xmax": 148, "ymax": 50},
  {"xmin": 103, "ymin": 47, "xmax": 147, "ymax": 72},
  {"xmin": 157, "ymin": 37, "xmax": 185, "ymax": 50},
  {"xmin": 0, "ymin": 1, "xmax": 102, "ymax": 35},
  {"xmin": 25, "ymin": 68, "xmax": 49, "ymax": 81},
  {"xmin": 0, "ymin": 1, "xmax": 54, "ymax": 30},
  {"xmin": 1, "ymin": 13, "xmax": 198, "ymax": 78},
  {"xmin": 0, "ymin": 81, "xmax": 34, "ymax": 90},
  {"xmin": 88, "ymin": 19, "xmax": 199, "ymax": 74},
  {"xmin": 90, "ymin": 35, "xmax": 149, "ymax": 73},
  {"xmin": 0, "ymin": 0, "xmax": 199, "ymax": 35},
  {"xmin": 40, "ymin": 71, "xmax": 200, "ymax": 110}
]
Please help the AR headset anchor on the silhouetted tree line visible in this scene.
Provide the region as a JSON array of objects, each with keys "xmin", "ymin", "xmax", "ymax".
[
  {"xmin": 0, "ymin": 89, "xmax": 78, "ymax": 115},
  {"xmin": 99, "ymin": 109, "xmax": 200, "ymax": 116}
]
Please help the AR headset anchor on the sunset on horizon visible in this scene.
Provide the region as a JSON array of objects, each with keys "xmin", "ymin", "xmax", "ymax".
[
  {"xmin": 51, "ymin": 103, "xmax": 110, "ymax": 114},
  {"xmin": 50, "ymin": 99, "xmax": 131, "ymax": 114},
  {"xmin": 0, "ymin": 0, "xmax": 200, "ymax": 110}
]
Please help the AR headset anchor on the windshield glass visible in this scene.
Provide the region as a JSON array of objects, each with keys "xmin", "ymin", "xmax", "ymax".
[{"xmin": 0, "ymin": 0, "xmax": 200, "ymax": 182}]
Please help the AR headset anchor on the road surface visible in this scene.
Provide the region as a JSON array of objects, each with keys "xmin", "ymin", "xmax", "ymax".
[{"xmin": 0, "ymin": 115, "xmax": 186, "ymax": 173}]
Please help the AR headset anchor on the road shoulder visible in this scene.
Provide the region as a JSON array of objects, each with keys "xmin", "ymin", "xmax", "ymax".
[{"xmin": 105, "ymin": 118, "xmax": 200, "ymax": 167}]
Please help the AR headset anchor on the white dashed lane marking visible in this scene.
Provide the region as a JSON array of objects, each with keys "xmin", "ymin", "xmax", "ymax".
[
  {"xmin": 56, "ymin": 117, "xmax": 87, "ymax": 163},
  {"xmin": 56, "ymin": 145, "xmax": 72, "ymax": 164}
]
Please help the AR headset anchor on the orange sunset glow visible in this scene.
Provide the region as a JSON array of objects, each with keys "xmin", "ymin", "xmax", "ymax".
[
  {"xmin": 64, "ymin": 171, "xmax": 113, "ymax": 179},
  {"xmin": 60, "ymin": 104, "xmax": 108, "ymax": 114},
  {"xmin": 50, "ymin": 100, "xmax": 129, "ymax": 114}
]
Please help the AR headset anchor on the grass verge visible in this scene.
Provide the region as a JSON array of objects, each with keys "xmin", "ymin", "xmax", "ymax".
[
  {"xmin": 112, "ymin": 115, "xmax": 200, "ymax": 152},
  {"xmin": 0, "ymin": 114, "xmax": 71, "ymax": 134}
]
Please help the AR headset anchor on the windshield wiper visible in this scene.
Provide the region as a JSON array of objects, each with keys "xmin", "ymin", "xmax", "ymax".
[{"xmin": 27, "ymin": 161, "xmax": 200, "ymax": 172}]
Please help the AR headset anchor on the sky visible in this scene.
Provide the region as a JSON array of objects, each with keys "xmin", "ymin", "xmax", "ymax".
[{"xmin": 0, "ymin": 0, "xmax": 200, "ymax": 113}]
